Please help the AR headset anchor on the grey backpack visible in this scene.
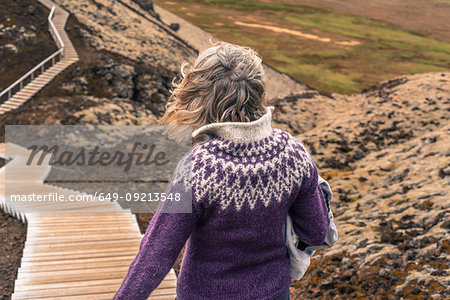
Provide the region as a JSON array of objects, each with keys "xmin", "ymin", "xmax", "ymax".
[{"xmin": 283, "ymin": 175, "xmax": 339, "ymax": 280}]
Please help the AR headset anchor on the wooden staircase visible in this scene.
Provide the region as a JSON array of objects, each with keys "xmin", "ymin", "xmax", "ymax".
[
  {"xmin": 0, "ymin": 147, "xmax": 177, "ymax": 297},
  {"xmin": 0, "ymin": 0, "xmax": 78, "ymax": 114}
]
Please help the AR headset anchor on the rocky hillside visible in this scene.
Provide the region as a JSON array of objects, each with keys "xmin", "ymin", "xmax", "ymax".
[
  {"xmin": 0, "ymin": 0, "xmax": 448, "ymax": 299},
  {"xmin": 270, "ymin": 72, "xmax": 450, "ymax": 299},
  {"xmin": 55, "ymin": 0, "xmax": 197, "ymax": 73}
]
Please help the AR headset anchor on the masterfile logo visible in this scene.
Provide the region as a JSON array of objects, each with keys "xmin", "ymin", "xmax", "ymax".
[
  {"xmin": 26, "ymin": 142, "xmax": 170, "ymax": 172},
  {"xmin": 4, "ymin": 125, "xmax": 193, "ymax": 214}
]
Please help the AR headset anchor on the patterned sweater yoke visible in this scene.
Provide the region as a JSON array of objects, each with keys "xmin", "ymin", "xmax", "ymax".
[{"xmin": 114, "ymin": 106, "xmax": 330, "ymax": 300}]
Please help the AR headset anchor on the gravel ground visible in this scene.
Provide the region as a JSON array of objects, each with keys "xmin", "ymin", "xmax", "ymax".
[{"xmin": 0, "ymin": 209, "xmax": 26, "ymax": 300}]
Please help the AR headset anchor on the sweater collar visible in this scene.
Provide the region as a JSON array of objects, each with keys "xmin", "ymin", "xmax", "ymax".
[{"xmin": 192, "ymin": 106, "xmax": 274, "ymax": 143}]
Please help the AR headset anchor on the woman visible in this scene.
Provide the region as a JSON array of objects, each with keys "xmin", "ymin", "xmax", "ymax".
[{"xmin": 114, "ymin": 42, "xmax": 330, "ymax": 300}]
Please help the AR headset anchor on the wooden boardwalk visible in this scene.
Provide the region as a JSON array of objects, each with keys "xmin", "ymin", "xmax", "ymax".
[{"xmin": 0, "ymin": 143, "xmax": 177, "ymax": 299}]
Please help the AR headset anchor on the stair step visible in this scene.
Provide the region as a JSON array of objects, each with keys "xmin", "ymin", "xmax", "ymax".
[
  {"xmin": 21, "ymin": 87, "xmax": 42, "ymax": 93},
  {"xmin": 24, "ymin": 84, "xmax": 43, "ymax": 89},
  {"xmin": 35, "ymin": 73, "xmax": 54, "ymax": 78},
  {"xmin": 9, "ymin": 99, "xmax": 29, "ymax": 103},
  {"xmin": 56, "ymin": 62, "xmax": 73, "ymax": 66},
  {"xmin": 56, "ymin": 60, "xmax": 73, "ymax": 64},
  {"xmin": 36, "ymin": 74, "xmax": 54, "ymax": 79},
  {"xmin": 45, "ymin": 68, "xmax": 63, "ymax": 73},
  {"xmin": 10, "ymin": 94, "xmax": 30, "ymax": 100},
  {"xmin": 6, "ymin": 102, "xmax": 26, "ymax": 107},
  {"xmin": 26, "ymin": 84, "xmax": 48, "ymax": 90},
  {"xmin": 1, "ymin": 103, "xmax": 20, "ymax": 109},
  {"xmin": 45, "ymin": 68, "xmax": 64, "ymax": 72},
  {"xmin": 41, "ymin": 72, "xmax": 61, "ymax": 76},
  {"xmin": 28, "ymin": 79, "xmax": 51, "ymax": 85},
  {"xmin": 18, "ymin": 87, "xmax": 41, "ymax": 93},
  {"xmin": 33, "ymin": 77, "xmax": 54, "ymax": 83},
  {"xmin": 16, "ymin": 90, "xmax": 39, "ymax": 97},
  {"xmin": 26, "ymin": 81, "xmax": 49, "ymax": 87},
  {"xmin": 6, "ymin": 99, "xmax": 27, "ymax": 104}
]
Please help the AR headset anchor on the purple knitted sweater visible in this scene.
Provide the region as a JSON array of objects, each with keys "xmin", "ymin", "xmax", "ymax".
[{"xmin": 114, "ymin": 107, "xmax": 330, "ymax": 300}]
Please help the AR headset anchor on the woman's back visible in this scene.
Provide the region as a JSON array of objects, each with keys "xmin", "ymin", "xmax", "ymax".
[{"xmin": 176, "ymin": 108, "xmax": 329, "ymax": 299}]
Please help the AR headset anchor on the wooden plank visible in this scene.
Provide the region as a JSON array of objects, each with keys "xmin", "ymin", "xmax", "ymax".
[
  {"xmin": 23, "ymin": 239, "xmax": 142, "ymax": 253},
  {"xmin": 27, "ymin": 227, "xmax": 139, "ymax": 237},
  {"xmin": 28, "ymin": 214, "xmax": 135, "ymax": 222},
  {"xmin": 12, "ymin": 284, "xmax": 122, "ymax": 299},
  {"xmin": 26, "ymin": 220, "xmax": 138, "ymax": 228},
  {"xmin": 19, "ymin": 255, "xmax": 136, "ymax": 269},
  {"xmin": 1, "ymin": 103, "xmax": 20, "ymax": 109},
  {"xmin": 22, "ymin": 246, "xmax": 140, "ymax": 258},
  {"xmin": 23, "ymin": 243, "xmax": 141, "ymax": 257},
  {"xmin": 17, "ymin": 266, "xmax": 176, "ymax": 281},
  {"xmin": 13, "ymin": 292, "xmax": 117, "ymax": 300},
  {"xmin": 27, "ymin": 215, "xmax": 134, "ymax": 222},
  {"xmin": 149, "ymin": 295, "xmax": 177, "ymax": 300},
  {"xmin": 12, "ymin": 285, "xmax": 176, "ymax": 300},
  {"xmin": 9, "ymin": 97, "xmax": 29, "ymax": 101},
  {"xmin": 0, "ymin": 144, "xmax": 5, "ymax": 158},
  {"xmin": 20, "ymin": 249, "xmax": 139, "ymax": 262},
  {"xmin": 151, "ymin": 286, "xmax": 177, "ymax": 296},
  {"xmin": 28, "ymin": 218, "xmax": 136, "ymax": 225},
  {"xmin": 16, "ymin": 268, "xmax": 176, "ymax": 285},
  {"xmin": 15, "ymin": 267, "xmax": 131, "ymax": 285},
  {"xmin": 26, "ymin": 227, "xmax": 139, "ymax": 236},
  {"xmin": 13, "ymin": 278, "xmax": 176, "ymax": 293},
  {"xmin": 26, "ymin": 232, "xmax": 141, "ymax": 245},
  {"xmin": 28, "ymin": 212, "xmax": 131, "ymax": 217},
  {"xmin": 13, "ymin": 278, "xmax": 126, "ymax": 292},
  {"xmin": 6, "ymin": 101, "xmax": 26, "ymax": 105}
]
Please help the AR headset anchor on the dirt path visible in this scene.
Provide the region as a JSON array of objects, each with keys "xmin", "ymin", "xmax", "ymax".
[{"xmin": 234, "ymin": 21, "xmax": 360, "ymax": 46}]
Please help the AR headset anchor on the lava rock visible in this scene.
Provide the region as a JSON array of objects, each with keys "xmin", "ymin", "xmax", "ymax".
[{"xmin": 169, "ymin": 23, "xmax": 180, "ymax": 32}]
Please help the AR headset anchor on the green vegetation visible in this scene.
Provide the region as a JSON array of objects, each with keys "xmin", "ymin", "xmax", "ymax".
[
  {"xmin": 3, "ymin": 19, "xmax": 16, "ymax": 26},
  {"xmin": 155, "ymin": 0, "xmax": 450, "ymax": 94}
]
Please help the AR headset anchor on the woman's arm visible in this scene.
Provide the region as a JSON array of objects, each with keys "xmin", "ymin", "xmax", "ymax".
[
  {"xmin": 289, "ymin": 160, "xmax": 330, "ymax": 246},
  {"xmin": 114, "ymin": 180, "xmax": 201, "ymax": 300}
]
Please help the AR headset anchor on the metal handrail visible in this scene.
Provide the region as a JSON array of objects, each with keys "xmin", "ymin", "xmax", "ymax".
[
  {"xmin": 0, "ymin": 6, "xmax": 65, "ymax": 101},
  {"xmin": 48, "ymin": 6, "xmax": 64, "ymax": 51}
]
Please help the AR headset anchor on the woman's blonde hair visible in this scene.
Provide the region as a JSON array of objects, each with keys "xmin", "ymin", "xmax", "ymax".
[{"xmin": 160, "ymin": 42, "xmax": 266, "ymax": 130}]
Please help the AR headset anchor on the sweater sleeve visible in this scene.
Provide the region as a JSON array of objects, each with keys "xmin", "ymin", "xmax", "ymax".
[
  {"xmin": 114, "ymin": 169, "xmax": 201, "ymax": 299},
  {"xmin": 289, "ymin": 157, "xmax": 330, "ymax": 246}
]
